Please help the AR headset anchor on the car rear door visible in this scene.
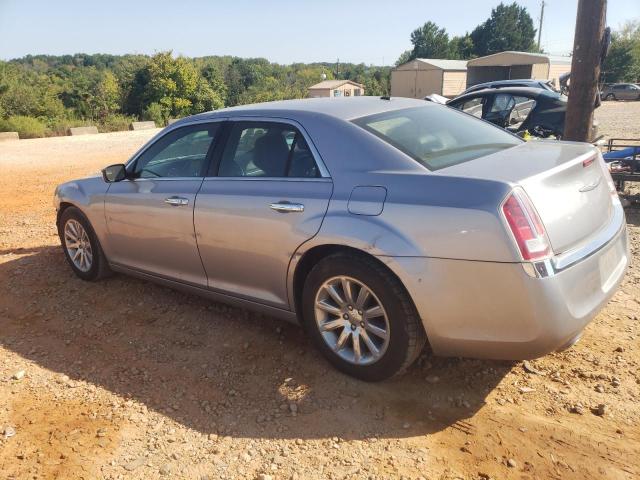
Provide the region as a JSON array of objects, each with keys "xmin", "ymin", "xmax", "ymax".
[
  {"xmin": 104, "ymin": 121, "xmax": 222, "ymax": 286},
  {"xmin": 194, "ymin": 118, "xmax": 332, "ymax": 309}
]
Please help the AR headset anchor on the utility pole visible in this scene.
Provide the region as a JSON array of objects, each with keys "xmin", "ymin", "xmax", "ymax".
[
  {"xmin": 336, "ymin": 58, "xmax": 340, "ymax": 79},
  {"xmin": 563, "ymin": 0, "xmax": 607, "ymax": 142},
  {"xmin": 537, "ymin": 1, "xmax": 545, "ymax": 50}
]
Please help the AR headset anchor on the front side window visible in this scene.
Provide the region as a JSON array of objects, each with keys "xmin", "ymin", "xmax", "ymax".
[
  {"xmin": 133, "ymin": 124, "xmax": 219, "ymax": 178},
  {"xmin": 218, "ymin": 122, "xmax": 320, "ymax": 178},
  {"xmin": 353, "ymin": 105, "xmax": 521, "ymax": 171}
]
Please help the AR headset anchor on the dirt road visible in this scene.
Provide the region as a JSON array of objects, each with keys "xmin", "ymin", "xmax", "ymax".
[{"xmin": 1, "ymin": 111, "xmax": 639, "ymax": 480}]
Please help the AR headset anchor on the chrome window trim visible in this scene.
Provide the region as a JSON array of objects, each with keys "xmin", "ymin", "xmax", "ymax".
[
  {"xmin": 201, "ymin": 177, "xmax": 331, "ymax": 183},
  {"xmin": 124, "ymin": 117, "xmax": 228, "ymax": 170},
  {"xmin": 224, "ymin": 115, "xmax": 331, "ymax": 178}
]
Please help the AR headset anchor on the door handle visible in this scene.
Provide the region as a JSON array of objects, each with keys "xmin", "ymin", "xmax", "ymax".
[
  {"xmin": 164, "ymin": 196, "xmax": 189, "ymax": 206},
  {"xmin": 270, "ymin": 202, "xmax": 304, "ymax": 213}
]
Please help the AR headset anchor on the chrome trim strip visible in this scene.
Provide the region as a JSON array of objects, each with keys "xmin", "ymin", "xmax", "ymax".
[
  {"xmin": 552, "ymin": 199, "xmax": 624, "ymax": 271},
  {"xmin": 522, "ymin": 200, "xmax": 626, "ymax": 279}
]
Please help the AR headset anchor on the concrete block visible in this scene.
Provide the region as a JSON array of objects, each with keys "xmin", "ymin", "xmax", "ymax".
[
  {"xmin": 0, "ymin": 131, "xmax": 19, "ymax": 141},
  {"xmin": 167, "ymin": 118, "xmax": 180, "ymax": 125},
  {"xmin": 130, "ymin": 121, "xmax": 156, "ymax": 130},
  {"xmin": 68, "ymin": 126, "xmax": 99, "ymax": 136}
]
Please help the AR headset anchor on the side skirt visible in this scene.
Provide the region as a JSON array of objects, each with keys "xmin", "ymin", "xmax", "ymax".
[{"xmin": 109, "ymin": 263, "xmax": 300, "ymax": 325}]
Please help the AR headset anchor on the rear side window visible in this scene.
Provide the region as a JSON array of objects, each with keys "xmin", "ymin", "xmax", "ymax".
[
  {"xmin": 353, "ymin": 106, "xmax": 521, "ymax": 171},
  {"xmin": 218, "ymin": 122, "xmax": 319, "ymax": 178},
  {"xmin": 457, "ymin": 97, "xmax": 484, "ymax": 118}
]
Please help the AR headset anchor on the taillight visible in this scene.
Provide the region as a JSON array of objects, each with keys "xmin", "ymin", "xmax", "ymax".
[{"xmin": 501, "ymin": 188, "xmax": 551, "ymax": 261}]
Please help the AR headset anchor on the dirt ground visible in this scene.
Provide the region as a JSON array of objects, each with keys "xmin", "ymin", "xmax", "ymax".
[{"xmin": 0, "ymin": 104, "xmax": 639, "ymax": 480}]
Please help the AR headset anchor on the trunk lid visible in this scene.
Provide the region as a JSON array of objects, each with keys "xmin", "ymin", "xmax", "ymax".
[{"xmin": 440, "ymin": 141, "xmax": 614, "ymax": 254}]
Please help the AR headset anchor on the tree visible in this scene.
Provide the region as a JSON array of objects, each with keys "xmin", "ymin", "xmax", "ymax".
[
  {"xmin": 449, "ymin": 35, "xmax": 475, "ymax": 60},
  {"xmin": 408, "ymin": 21, "xmax": 451, "ymax": 60},
  {"xmin": 602, "ymin": 21, "xmax": 640, "ymax": 83},
  {"xmin": 93, "ymin": 70, "xmax": 120, "ymax": 120},
  {"xmin": 395, "ymin": 50, "xmax": 413, "ymax": 66},
  {"xmin": 470, "ymin": 2, "xmax": 537, "ymax": 57}
]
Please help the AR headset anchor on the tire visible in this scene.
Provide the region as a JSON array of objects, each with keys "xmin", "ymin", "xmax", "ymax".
[
  {"xmin": 605, "ymin": 93, "xmax": 615, "ymax": 101},
  {"xmin": 58, "ymin": 206, "xmax": 111, "ymax": 281},
  {"xmin": 301, "ymin": 252, "xmax": 427, "ymax": 381}
]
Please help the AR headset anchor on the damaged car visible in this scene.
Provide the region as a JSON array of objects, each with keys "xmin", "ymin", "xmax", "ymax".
[{"xmin": 447, "ymin": 87, "xmax": 599, "ymax": 141}]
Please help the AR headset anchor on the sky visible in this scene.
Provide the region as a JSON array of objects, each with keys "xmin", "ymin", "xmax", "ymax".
[{"xmin": 0, "ymin": 0, "xmax": 638, "ymax": 65}]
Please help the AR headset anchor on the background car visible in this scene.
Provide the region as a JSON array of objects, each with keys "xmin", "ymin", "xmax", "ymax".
[
  {"xmin": 461, "ymin": 78, "xmax": 558, "ymax": 95},
  {"xmin": 447, "ymin": 87, "xmax": 599, "ymax": 140},
  {"xmin": 54, "ymin": 97, "xmax": 627, "ymax": 381},
  {"xmin": 600, "ymin": 83, "xmax": 640, "ymax": 101}
]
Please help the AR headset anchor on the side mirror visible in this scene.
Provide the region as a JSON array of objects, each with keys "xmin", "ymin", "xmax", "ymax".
[{"xmin": 102, "ymin": 164, "xmax": 127, "ymax": 183}]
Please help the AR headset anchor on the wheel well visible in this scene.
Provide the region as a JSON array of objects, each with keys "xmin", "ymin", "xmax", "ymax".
[
  {"xmin": 56, "ymin": 202, "xmax": 75, "ymax": 228},
  {"xmin": 292, "ymin": 244, "xmax": 411, "ymax": 317}
]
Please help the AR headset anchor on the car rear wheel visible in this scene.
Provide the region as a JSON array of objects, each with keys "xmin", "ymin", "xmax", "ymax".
[
  {"xmin": 302, "ymin": 252, "xmax": 426, "ymax": 381},
  {"xmin": 59, "ymin": 207, "xmax": 111, "ymax": 281}
]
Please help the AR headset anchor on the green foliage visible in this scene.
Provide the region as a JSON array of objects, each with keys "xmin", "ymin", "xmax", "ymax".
[
  {"xmin": 98, "ymin": 113, "xmax": 137, "ymax": 133},
  {"xmin": 409, "ymin": 22, "xmax": 451, "ymax": 60},
  {"xmin": 449, "ymin": 35, "xmax": 475, "ymax": 60},
  {"xmin": 0, "ymin": 115, "xmax": 46, "ymax": 138},
  {"xmin": 46, "ymin": 118, "xmax": 93, "ymax": 137},
  {"xmin": 396, "ymin": 2, "xmax": 538, "ymax": 65},
  {"xmin": 470, "ymin": 2, "xmax": 537, "ymax": 56},
  {"xmin": 603, "ymin": 21, "xmax": 640, "ymax": 83},
  {"xmin": 0, "ymin": 52, "xmax": 391, "ymax": 137}
]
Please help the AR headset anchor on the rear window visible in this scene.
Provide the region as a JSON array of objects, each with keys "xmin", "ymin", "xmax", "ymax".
[{"xmin": 353, "ymin": 105, "xmax": 521, "ymax": 171}]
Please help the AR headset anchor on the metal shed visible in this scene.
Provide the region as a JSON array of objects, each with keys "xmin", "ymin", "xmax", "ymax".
[
  {"xmin": 466, "ymin": 51, "xmax": 571, "ymax": 88},
  {"xmin": 391, "ymin": 58, "xmax": 468, "ymax": 99}
]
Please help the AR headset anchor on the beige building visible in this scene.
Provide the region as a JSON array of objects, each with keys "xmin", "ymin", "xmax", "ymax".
[
  {"xmin": 466, "ymin": 51, "xmax": 572, "ymax": 88},
  {"xmin": 307, "ymin": 80, "xmax": 364, "ymax": 98},
  {"xmin": 391, "ymin": 59, "xmax": 468, "ymax": 99}
]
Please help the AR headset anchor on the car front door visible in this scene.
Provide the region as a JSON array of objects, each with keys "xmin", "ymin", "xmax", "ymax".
[
  {"xmin": 194, "ymin": 119, "xmax": 332, "ymax": 309},
  {"xmin": 104, "ymin": 122, "xmax": 222, "ymax": 286},
  {"xmin": 484, "ymin": 93, "xmax": 516, "ymax": 128}
]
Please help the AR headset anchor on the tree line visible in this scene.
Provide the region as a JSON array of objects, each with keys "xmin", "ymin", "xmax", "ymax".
[
  {"xmin": 0, "ymin": 2, "xmax": 638, "ymax": 139},
  {"xmin": 0, "ymin": 53, "xmax": 390, "ymax": 138},
  {"xmin": 396, "ymin": 2, "xmax": 539, "ymax": 64}
]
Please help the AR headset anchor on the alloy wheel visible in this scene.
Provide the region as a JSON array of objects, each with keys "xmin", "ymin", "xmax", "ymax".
[
  {"xmin": 64, "ymin": 219, "xmax": 93, "ymax": 272},
  {"xmin": 314, "ymin": 276, "xmax": 390, "ymax": 366}
]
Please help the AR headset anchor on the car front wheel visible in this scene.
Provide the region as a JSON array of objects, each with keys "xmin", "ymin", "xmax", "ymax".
[
  {"xmin": 59, "ymin": 207, "xmax": 111, "ymax": 281},
  {"xmin": 302, "ymin": 252, "xmax": 426, "ymax": 381},
  {"xmin": 605, "ymin": 93, "xmax": 615, "ymax": 101}
]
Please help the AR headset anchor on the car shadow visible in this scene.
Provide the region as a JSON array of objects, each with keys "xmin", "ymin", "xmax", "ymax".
[
  {"xmin": 624, "ymin": 207, "xmax": 640, "ymax": 227},
  {"xmin": 0, "ymin": 246, "xmax": 512, "ymax": 440}
]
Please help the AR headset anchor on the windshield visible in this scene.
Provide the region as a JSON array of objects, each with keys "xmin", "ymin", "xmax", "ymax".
[{"xmin": 353, "ymin": 105, "xmax": 521, "ymax": 171}]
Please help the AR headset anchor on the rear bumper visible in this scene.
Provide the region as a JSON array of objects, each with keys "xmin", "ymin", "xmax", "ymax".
[{"xmin": 382, "ymin": 220, "xmax": 629, "ymax": 360}]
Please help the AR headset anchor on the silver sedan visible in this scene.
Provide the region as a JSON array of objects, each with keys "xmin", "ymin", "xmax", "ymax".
[{"xmin": 54, "ymin": 97, "xmax": 629, "ymax": 381}]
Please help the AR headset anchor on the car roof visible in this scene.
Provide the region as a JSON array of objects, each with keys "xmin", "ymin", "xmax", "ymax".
[
  {"xmin": 469, "ymin": 79, "xmax": 547, "ymax": 89},
  {"xmin": 450, "ymin": 87, "xmax": 560, "ymax": 103},
  {"xmin": 185, "ymin": 96, "xmax": 430, "ymax": 123}
]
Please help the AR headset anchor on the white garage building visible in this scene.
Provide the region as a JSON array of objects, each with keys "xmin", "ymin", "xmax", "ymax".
[
  {"xmin": 391, "ymin": 58, "xmax": 468, "ymax": 99},
  {"xmin": 465, "ymin": 51, "xmax": 572, "ymax": 88}
]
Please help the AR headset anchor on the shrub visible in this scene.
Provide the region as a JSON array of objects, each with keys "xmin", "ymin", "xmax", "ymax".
[
  {"xmin": 47, "ymin": 118, "xmax": 93, "ymax": 137},
  {"xmin": 143, "ymin": 102, "xmax": 169, "ymax": 127},
  {"xmin": 99, "ymin": 114, "xmax": 137, "ymax": 132},
  {"xmin": 0, "ymin": 115, "xmax": 47, "ymax": 139}
]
